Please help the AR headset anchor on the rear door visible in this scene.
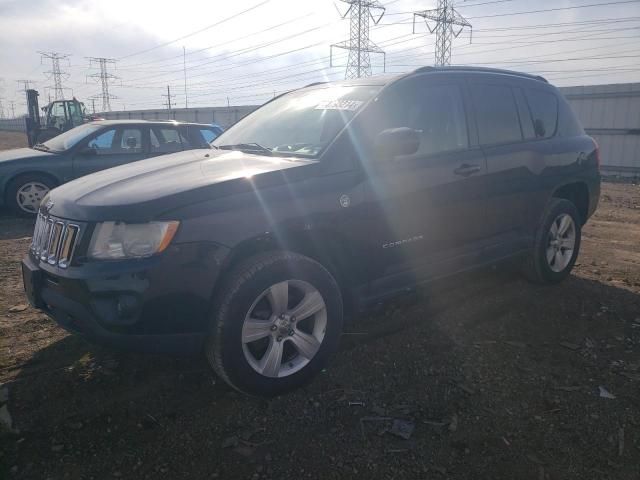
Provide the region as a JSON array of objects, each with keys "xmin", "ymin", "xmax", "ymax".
[
  {"xmin": 357, "ymin": 75, "xmax": 489, "ymax": 290},
  {"xmin": 72, "ymin": 125, "xmax": 148, "ymax": 178},
  {"xmin": 468, "ymin": 79, "xmax": 540, "ymax": 252}
]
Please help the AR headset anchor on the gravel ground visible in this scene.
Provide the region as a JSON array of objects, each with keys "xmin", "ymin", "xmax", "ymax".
[{"xmin": 0, "ymin": 131, "xmax": 639, "ymax": 479}]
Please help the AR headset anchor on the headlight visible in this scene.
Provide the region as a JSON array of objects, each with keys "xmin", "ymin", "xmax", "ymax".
[{"xmin": 88, "ymin": 221, "xmax": 179, "ymax": 260}]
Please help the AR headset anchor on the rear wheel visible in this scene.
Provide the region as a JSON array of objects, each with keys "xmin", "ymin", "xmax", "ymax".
[
  {"xmin": 207, "ymin": 251, "xmax": 343, "ymax": 396},
  {"xmin": 6, "ymin": 173, "xmax": 56, "ymax": 216},
  {"xmin": 523, "ymin": 198, "xmax": 581, "ymax": 284}
]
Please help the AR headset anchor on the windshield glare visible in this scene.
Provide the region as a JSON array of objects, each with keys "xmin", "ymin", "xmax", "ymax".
[
  {"xmin": 42, "ymin": 124, "xmax": 102, "ymax": 152},
  {"xmin": 213, "ymin": 85, "xmax": 380, "ymax": 157}
]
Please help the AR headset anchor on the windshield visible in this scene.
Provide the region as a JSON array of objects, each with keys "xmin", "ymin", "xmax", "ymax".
[
  {"xmin": 213, "ymin": 85, "xmax": 381, "ymax": 157},
  {"xmin": 42, "ymin": 124, "xmax": 103, "ymax": 152}
]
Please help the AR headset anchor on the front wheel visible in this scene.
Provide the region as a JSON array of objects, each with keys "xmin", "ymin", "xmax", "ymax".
[
  {"xmin": 207, "ymin": 251, "xmax": 343, "ymax": 396},
  {"xmin": 6, "ymin": 173, "xmax": 56, "ymax": 216},
  {"xmin": 523, "ymin": 198, "xmax": 582, "ymax": 284}
]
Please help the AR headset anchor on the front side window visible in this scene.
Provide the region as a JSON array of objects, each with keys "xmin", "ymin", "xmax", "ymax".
[
  {"xmin": 471, "ymin": 84, "xmax": 523, "ymax": 145},
  {"xmin": 359, "ymin": 80, "xmax": 469, "ymax": 157},
  {"xmin": 525, "ymin": 89, "xmax": 559, "ymax": 138},
  {"xmin": 212, "ymin": 85, "xmax": 381, "ymax": 157},
  {"xmin": 88, "ymin": 129, "xmax": 117, "ymax": 154}
]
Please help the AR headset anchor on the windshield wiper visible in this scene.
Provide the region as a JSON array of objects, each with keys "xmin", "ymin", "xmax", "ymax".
[
  {"xmin": 33, "ymin": 143, "xmax": 50, "ymax": 152},
  {"xmin": 218, "ymin": 143, "xmax": 272, "ymax": 155}
]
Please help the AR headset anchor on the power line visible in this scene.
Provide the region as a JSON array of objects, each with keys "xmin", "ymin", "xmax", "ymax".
[
  {"xmin": 118, "ymin": 0, "xmax": 273, "ymax": 60},
  {"xmin": 413, "ymin": 0, "xmax": 472, "ymax": 66},
  {"xmin": 38, "ymin": 51, "xmax": 70, "ymax": 100},
  {"xmin": 331, "ymin": 0, "xmax": 386, "ymax": 79},
  {"xmin": 87, "ymin": 57, "xmax": 119, "ymax": 111}
]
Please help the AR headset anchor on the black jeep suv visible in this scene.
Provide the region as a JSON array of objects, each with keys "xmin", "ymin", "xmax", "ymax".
[{"xmin": 22, "ymin": 67, "xmax": 600, "ymax": 395}]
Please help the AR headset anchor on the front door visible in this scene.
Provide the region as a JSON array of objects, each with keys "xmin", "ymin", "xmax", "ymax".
[
  {"xmin": 355, "ymin": 75, "xmax": 488, "ymax": 292},
  {"xmin": 72, "ymin": 125, "xmax": 148, "ymax": 178}
]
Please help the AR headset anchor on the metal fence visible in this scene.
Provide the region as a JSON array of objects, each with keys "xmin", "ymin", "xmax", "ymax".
[
  {"xmin": 97, "ymin": 105, "xmax": 258, "ymax": 129},
  {"xmin": 0, "ymin": 118, "xmax": 26, "ymax": 132},
  {"xmin": 560, "ymin": 83, "xmax": 640, "ymax": 176}
]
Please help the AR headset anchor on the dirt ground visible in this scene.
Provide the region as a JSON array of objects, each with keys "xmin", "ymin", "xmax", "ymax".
[
  {"xmin": 1, "ymin": 131, "xmax": 639, "ymax": 479},
  {"xmin": 0, "ymin": 131, "xmax": 28, "ymax": 151}
]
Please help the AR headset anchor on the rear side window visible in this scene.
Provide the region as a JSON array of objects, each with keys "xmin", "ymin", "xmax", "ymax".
[
  {"xmin": 471, "ymin": 84, "xmax": 522, "ymax": 145},
  {"xmin": 120, "ymin": 128, "xmax": 143, "ymax": 153},
  {"xmin": 525, "ymin": 89, "xmax": 558, "ymax": 138}
]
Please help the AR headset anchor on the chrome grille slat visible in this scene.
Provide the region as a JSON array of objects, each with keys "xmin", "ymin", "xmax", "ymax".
[{"xmin": 30, "ymin": 214, "xmax": 81, "ymax": 268}]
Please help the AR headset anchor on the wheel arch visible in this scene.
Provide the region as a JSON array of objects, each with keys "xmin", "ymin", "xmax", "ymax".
[
  {"xmin": 4, "ymin": 170, "xmax": 61, "ymax": 203},
  {"xmin": 551, "ymin": 181, "xmax": 589, "ymax": 225},
  {"xmin": 212, "ymin": 227, "xmax": 364, "ymax": 315}
]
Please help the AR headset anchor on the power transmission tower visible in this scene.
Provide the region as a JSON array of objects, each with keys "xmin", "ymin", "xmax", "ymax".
[
  {"xmin": 0, "ymin": 97, "xmax": 4, "ymax": 119},
  {"xmin": 413, "ymin": 0, "xmax": 472, "ymax": 66},
  {"xmin": 9, "ymin": 101, "xmax": 16, "ymax": 118},
  {"xmin": 330, "ymin": 0, "xmax": 386, "ymax": 79},
  {"xmin": 39, "ymin": 51, "xmax": 71, "ymax": 100},
  {"xmin": 162, "ymin": 86, "xmax": 175, "ymax": 118},
  {"xmin": 87, "ymin": 57, "xmax": 118, "ymax": 112},
  {"xmin": 16, "ymin": 79, "xmax": 35, "ymax": 93}
]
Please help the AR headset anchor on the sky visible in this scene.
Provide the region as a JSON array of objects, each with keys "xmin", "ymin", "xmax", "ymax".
[{"xmin": 0, "ymin": 0, "xmax": 639, "ymax": 115}]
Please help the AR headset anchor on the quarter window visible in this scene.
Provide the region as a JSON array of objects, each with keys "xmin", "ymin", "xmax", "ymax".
[
  {"xmin": 471, "ymin": 84, "xmax": 523, "ymax": 145},
  {"xmin": 525, "ymin": 89, "xmax": 558, "ymax": 138},
  {"xmin": 150, "ymin": 127, "xmax": 185, "ymax": 153}
]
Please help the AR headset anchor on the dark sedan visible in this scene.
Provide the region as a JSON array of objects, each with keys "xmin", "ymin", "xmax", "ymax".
[{"xmin": 0, "ymin": 120, "xmax": 223, "ymax": 215}]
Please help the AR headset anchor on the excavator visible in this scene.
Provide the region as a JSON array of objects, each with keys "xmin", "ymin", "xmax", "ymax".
[{"xmin": 25, "ymin": 89, "xmax": 94, "ymax": 147}]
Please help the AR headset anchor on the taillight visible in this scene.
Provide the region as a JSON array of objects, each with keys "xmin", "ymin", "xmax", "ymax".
[{"xmin": 592, "ymin": 138, "xmax": 601, "ymax": 171}]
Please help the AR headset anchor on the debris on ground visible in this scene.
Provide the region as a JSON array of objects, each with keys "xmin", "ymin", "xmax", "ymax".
[
  {"xmin": 559, "ymin": 341, "xmax": 581, "ymax": 351},
  {"xmin": 618, "ymin": 427, "xmax": 625, "ymax": 457},
  {"xmin": 0, "ymin": 404, "xmax": 13, "ymax": 432},
  {"xmin": 449, "ymin": 414, "xmax": 459, "ymax": 432},
  {"xmin": 598, "ymin": 386, "xmax": 616, "ymax": 399},
  {"xmin": 8, "ymin": 304, "xmax": 28, "ymax": 313},
  {"xmin": 389, "ymin": 419, "xmax": 415, "ymax": 440}
]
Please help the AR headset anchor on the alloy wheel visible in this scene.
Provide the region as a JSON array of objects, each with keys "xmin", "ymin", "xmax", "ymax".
[
  {"xmin": 546, "ymin": 213, "xmax": 576, "ymax": 272},
  {"xmin": 16, "ymin": 182, "xmax": 49, "ymax": 214},
  {"xmin": 241, "ymin": 279, "xmax": 327, "ymax": 378}
]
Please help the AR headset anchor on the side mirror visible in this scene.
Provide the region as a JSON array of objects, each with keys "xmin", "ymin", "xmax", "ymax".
[
  {"xmin": 79, "ymin": 146, "xmax": 97, "ymax": 156},
  {"xmin": 374, "ymin": 127, "xmax": 420, "ymax": 159}
]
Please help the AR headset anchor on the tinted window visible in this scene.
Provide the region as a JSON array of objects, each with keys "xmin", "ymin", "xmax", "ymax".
[
  {"xmin": 514, "ymin": 88, "xmax": 535, "ymax": 139},
  {"xmin": 471, "ymin": 84, "xmax": 522, "ymax": 145},
  {"xmin": 120, "ymin": 128, "xmax": 143, "ymax": 153},
  {"xmin": 361, "ymin": 81, "xmax": 468, "ymax": 157},
  {"xmin": 525, "ymin": 89, "xmax": 558, "ymax": 138},
  {"xmin": 150, "ymin": 127, "xmax": 184, "ymax": 153}
]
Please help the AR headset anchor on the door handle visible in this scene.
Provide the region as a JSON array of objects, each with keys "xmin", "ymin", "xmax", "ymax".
[{"xmin": 454, "ymin": 164, "xmax": 481, "ymax": 177}]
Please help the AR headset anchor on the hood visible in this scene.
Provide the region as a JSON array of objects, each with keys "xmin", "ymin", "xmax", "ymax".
[
  {"xmin": 48, "ymin": 148, "xmax": 317, "ymax": 222},
  {"xmin": 0, "ymin": 147, "xmax": 55, "ymax": 164}
]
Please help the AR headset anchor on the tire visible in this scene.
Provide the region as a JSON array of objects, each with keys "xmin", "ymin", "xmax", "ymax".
[
  {"xmin": 522, "ymin": 198, "xmax": 582, "ymax": 284},
  {"xmin": 206, "ymin": 251, "xmax": 343, "ymax": 396},
  {"xmin": 6, "ymin": 173, "xmax": 56, "ymax": 216}
]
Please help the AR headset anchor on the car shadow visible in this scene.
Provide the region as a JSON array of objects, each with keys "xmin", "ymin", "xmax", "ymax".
[{"xmin": 6, "ymin": 265, "xmax": 639, "ymax": 433}]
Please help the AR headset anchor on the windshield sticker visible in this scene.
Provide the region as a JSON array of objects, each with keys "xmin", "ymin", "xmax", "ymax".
[{"xmin": 315, "ymin": 99, "xmax": 363, "ymax": 111}]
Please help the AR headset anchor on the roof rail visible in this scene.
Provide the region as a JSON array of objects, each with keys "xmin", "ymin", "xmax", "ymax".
[
  {"xmin": 303, "ymin": 81, "xmax": 329, "ymax": 88},
  {"xmin": 413, "ymin": 66, "xmax": 548, "ymax": 83}
]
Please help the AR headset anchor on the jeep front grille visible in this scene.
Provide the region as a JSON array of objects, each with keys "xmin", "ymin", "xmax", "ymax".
[{"xmin": 31, "ymin": 214, "xmax": 81, "ymax": 268}]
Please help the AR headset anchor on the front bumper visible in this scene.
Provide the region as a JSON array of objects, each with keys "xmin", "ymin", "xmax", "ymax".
[{"xmin": 21, "ymin": 241, "xmax": 229, "ymax": 355}]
